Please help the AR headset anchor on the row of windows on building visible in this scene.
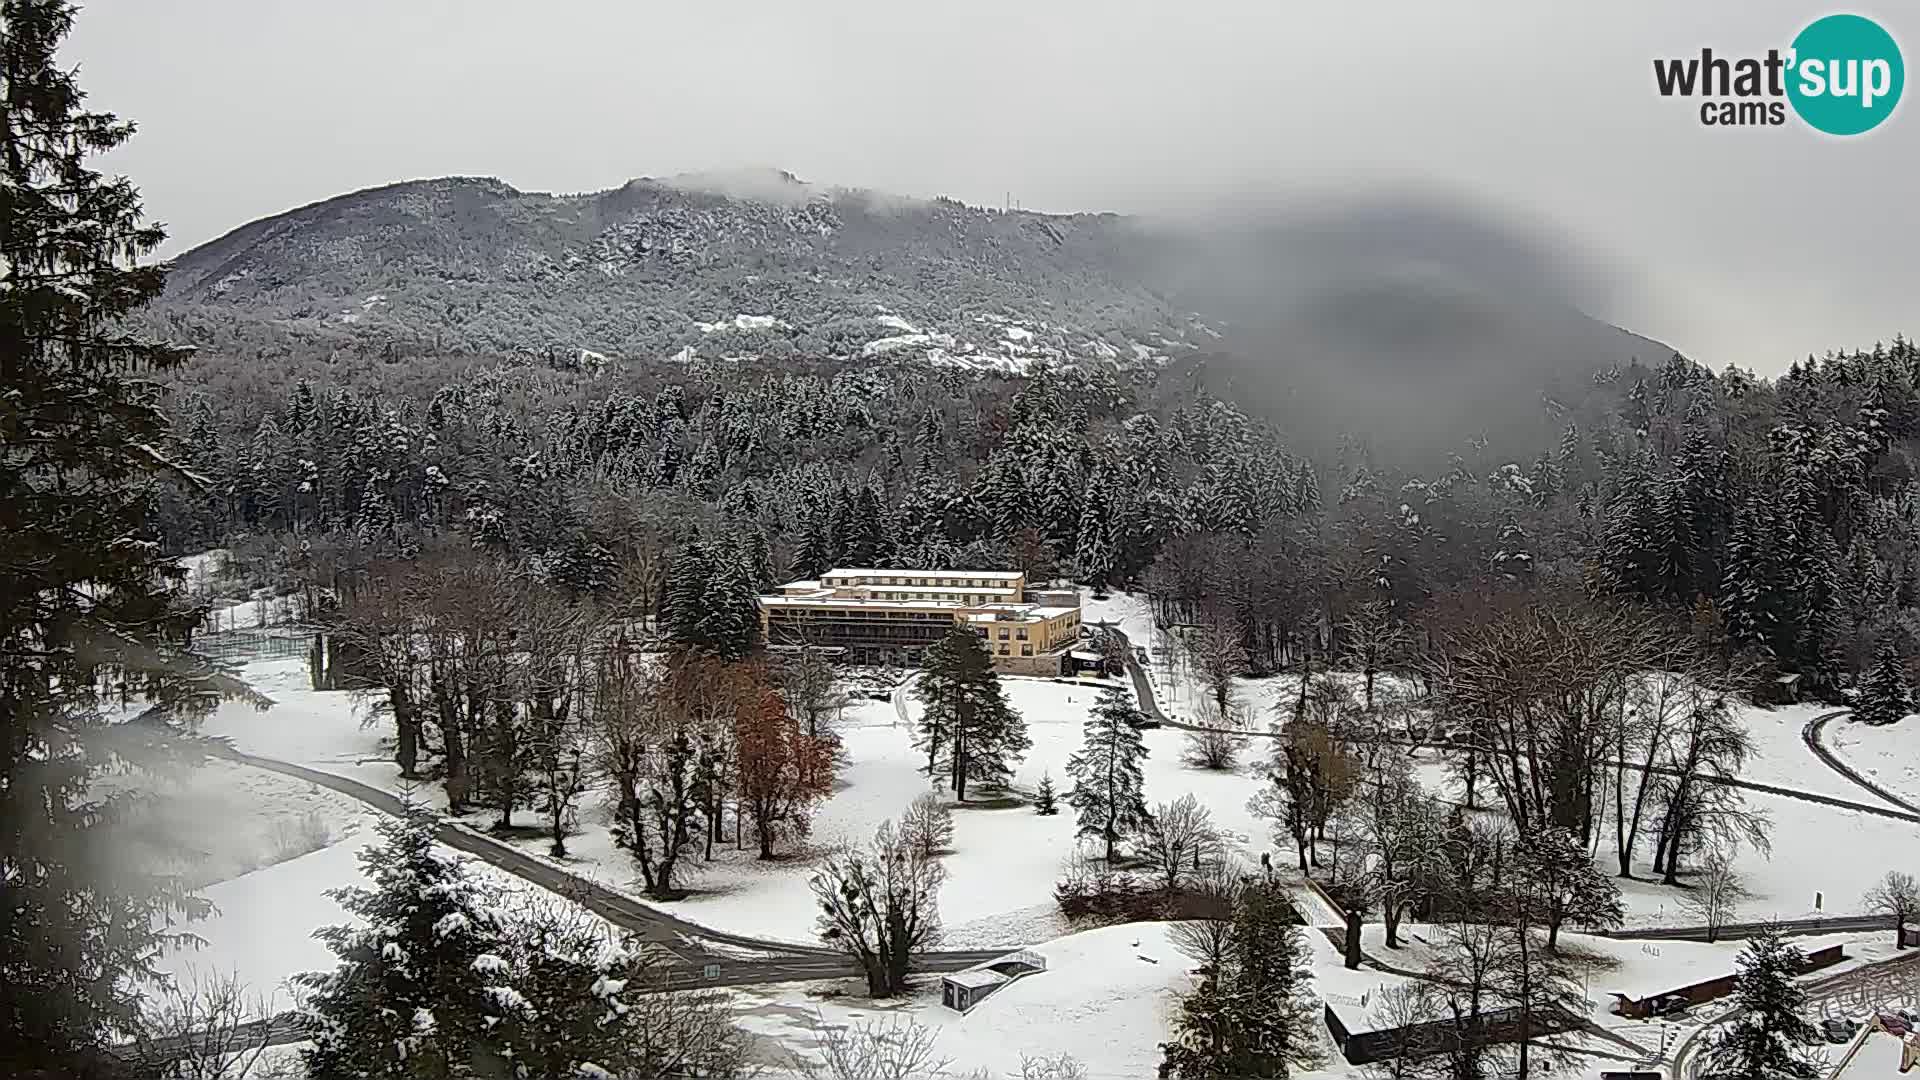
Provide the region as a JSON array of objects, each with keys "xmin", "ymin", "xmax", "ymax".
[{"xmin": 832, "ymin": 575, "xmax": 1013, "ymax": 588}]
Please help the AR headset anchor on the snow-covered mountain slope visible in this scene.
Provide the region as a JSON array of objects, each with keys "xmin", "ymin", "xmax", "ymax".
[{"xmin": 148, "ymin": 170, "xmax": 1200, "ymax": 371}]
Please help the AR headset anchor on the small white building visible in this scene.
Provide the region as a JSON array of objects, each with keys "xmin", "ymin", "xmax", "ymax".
[{"xmin": 940, "ymin": 949, "xmax": 1048, "ymax": 1013}]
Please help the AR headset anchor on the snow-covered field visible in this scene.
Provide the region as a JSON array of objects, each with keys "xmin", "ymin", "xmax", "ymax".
[
  {"xmin": 166, "ymin": 609, "xmax": 1920, "ymax": 1079},
  {"xmin": 97, "ymin": 759, "xmax": 368, "ymax": 889},
  {"xmin": 156, "ymin": 816, "xmax": 375, "ymax": 1012},
  {"xmin": 196, "ymin": 652, "xmax": 1273, "ymax": 948},
  {"xmin": 1828, "ymin": 716, "xmax": 1920, "ymax": 807},
  {"xmin": 735, "ymin": 922, "xmax": 1201, "ymax": 1078},
  {"xmin": 195, "ymin": 615, "xmax": 1911, "ymax": 946}
]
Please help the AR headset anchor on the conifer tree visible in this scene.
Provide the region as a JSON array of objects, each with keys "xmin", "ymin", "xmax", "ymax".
[
  {"xmin": 0, "ymin": 2, "xmax": 257, "ymax": 1065},
  {"xmin": 911, "ymin": 628, "xmax": 1028, "ymax": 801},
  {"xmin": 790, "ymin": 498, "xmax": 830, "ymax": 580},
  {"xmin": 298, "ymin": 805, "xmax": 511, "ymax": 1078},
  {"xmin": 1699, "ymin": 926, "xmax": 1824, "ymax": 1080},
  {"xmin": 664, "ymin": 541, "xmax": 760, "ymax": 660},
  {"xmin": 1074, "ymin": 477, "xmax": 1115, "ymax": 589},
  {"xmin": 1855, "ymin": 639, "xmax": 1913, "ymax": 726},
  {"xmin": 1161, "ymin": 883, "xmax": 1317, "ymax": 1079},
  {"xmin": 1034, "ymin": 771, "xmax": 1060, "ymax": 815},
  {"xmin": 1065, "ymin": 684, "xmax": 1152, "ymax": 862},
  {"xmin": 695, "ymin": 543, "xmax": 761, "ymax": 660}
]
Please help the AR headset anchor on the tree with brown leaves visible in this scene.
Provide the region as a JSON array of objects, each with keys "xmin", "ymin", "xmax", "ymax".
[{"xmin": 736, "ymin": 689, "xmax": 836, "ymax": 859}]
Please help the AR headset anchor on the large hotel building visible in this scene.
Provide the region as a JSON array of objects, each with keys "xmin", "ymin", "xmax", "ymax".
[{"xmin": 757, "ymin": 568, "xmax": 1084, "ymax": 675}]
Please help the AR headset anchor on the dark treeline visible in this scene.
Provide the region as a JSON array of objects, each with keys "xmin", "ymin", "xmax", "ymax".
[{"xmin": 159, "ymin": 332, "xmax": 1920, "ymax": 692}]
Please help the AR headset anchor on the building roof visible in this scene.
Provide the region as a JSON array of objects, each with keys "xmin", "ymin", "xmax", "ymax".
[
  {"xmin": 942, "ymin": 968, "xmax": 1010, "ymax": 990},
  {"xmin": 821, "ymin": 568, "xmax": 1025, "ymax": 581}
]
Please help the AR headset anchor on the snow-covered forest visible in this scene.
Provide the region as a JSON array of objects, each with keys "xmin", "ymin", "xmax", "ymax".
[{"xmin": 13, "ymin": 1, "xmax": 1920, "ymax": 1078}]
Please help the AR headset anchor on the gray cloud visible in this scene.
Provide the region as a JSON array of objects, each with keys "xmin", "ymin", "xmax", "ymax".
[{"xmin": 66, "ymin": 0, "xmax": 1918, "ymax": 374}]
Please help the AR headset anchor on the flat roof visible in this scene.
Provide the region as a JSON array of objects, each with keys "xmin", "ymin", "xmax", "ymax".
[
  {"xmin": 821, "ymin": 568, "xmax": 1024, "ymax": 581},
  {"xmin": 943, "ymin": 968, "xmax": 1009, "ymax": 989}
]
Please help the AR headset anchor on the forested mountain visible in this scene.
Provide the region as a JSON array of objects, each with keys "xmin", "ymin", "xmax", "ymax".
[
  {"xmin": 140, "ymin": 169, "xmax": 1664, "ymax": 412},
  {"xmin": 144, "ymin": 169, "xmax": 1200, "ymax": 372},
  {"xmin": 142, "ymin": 169, "xmax": 1920, "ymax": 689}
]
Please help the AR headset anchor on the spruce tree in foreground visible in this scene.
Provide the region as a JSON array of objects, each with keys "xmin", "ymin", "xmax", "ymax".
[
  {"xmin": 297, "ymin": 805, "xmax": 510, "ymax": 1078},
  {"xmin": 1699, "ymin": 925, "xmax": 1824, "ymax": 1080},
  {"xmin": 0, "ymin": 1, "xmax": 259, "ymax": 1067},
  {"xmin": 1855, "ymin": 639, "xmax": 1912, "ymax": 726},
  {"xmin": 1161, "ymin": 883, "xmax": 1317, "ymax": 1079},
  {"xmin": 911, "ymin": 628, "xmax": 1029, "ymax": 801},
  {"xmin": 1066, "ymin": 683, "xmax": 1152, "ymax": 862}
]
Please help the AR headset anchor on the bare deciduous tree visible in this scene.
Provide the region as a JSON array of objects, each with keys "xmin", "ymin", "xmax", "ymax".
[
  {"xmin": 1436, "ymin": 600, "xmax": 1664, "ymax": 848},
  {"xmin": 1341, "ymin": 598, "xmax": 1412, "ymax": 712},
  {"xmin": 1182, "ymin": 700, "xmax": 1246, "ymax": 771},
  {"xmin": 792, "ymin": 1014, "xmax": 951, "ymax": 1080},
  {"xmin": 589, "ymin": 647, "xmax": 701, "ymax": 898},
  {"xmin": 1018, "ymin": 1053, "xmax": 1091, "ymax": 1080},
  {"xmin": 126, "ymin": 971, "xmax": 283, "ymax": 1080},
  {"xmin": 778, "ymin": 640, "xmax": 852, "ymax": 739},
  {"xmin": 1337, "ymin": 756, "xmax": 1445, "ymax": 949},
  {"xmin": 811, "ymin": 818, "xmax": 947, "ymax": 997},
  {"xmin": 900, "ymin": 791, "xmax": 956, "ymax": 860},
  {"xmin": 1679, "ymin": 846, "xmax": 1750, "ymax": 943},
  {"xmin": 1865, "ymin": 870, "xmax": 1920, "ymax": 949},
  {"xmin": 1168, "ymin": 859, "xmax": 1243, "ymax": 977},
  {"xmin": 1186, "ymin": 613, "xmax": 1248, "ymax": 719},
  {"xmin": 1362, "ymin": 982, "xmax": 1444, "ymax": 1080},
  {"xmin": 1141, "ymin": 794, "xmax": 1226, "ymax": 895}
]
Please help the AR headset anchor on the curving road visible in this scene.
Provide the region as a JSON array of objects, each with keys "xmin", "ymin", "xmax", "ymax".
[
  {"xmin": 211, "ymin": 745, "xmax": 1009, "ymax": 976},
  {"xmin": 1803, "ymin": 710, "xmax": 1920, "ymax": 817},
  {"xmin": 1105, "ymin": 625, "xmax": 1920, "ymax": 827},
  {"xmin": 164, "ymin": 742, "xmax": 1014, "ymax": 1059}
]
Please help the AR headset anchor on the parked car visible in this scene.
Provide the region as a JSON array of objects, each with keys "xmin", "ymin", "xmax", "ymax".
[
  {"xmin": 1823, "ymin": 1017, "xmax": 1858, "ymax": 1044},
  {"xmin": 1646, "ymin": 994, "xmax": 1690, "ymax": 1018}
]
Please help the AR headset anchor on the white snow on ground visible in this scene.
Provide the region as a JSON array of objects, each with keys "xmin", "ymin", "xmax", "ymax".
[
  {"xmin": 97, "ymin": 758, "xmax": 367, "ymax": 889},
  {"xmin": 697, "ymin": 314, "xmax": 788, "ymax": 333},
  {"xmin": 1090, "ymin": 591, "xmax": 1912, "ymax": 933},
  {"xmin": 199, "ymin": 643, "xmax": 1904, "ymax": 949},
  {"xmin": 735, "ymin": 922, "xmax": 1263, "ymax": 1079},
  {"xmin": 860, "ymin": 331, "xmax": 956, "ymax": 358},
  {"xmin": 1080, "ymin": 588, "xmax": 1156, "ymax": 649},
  {"xmin": 874, "ymin": 314, "xmax": 918, "ymax": 333},
  {"xmin": 197, "ymin": 657, "xmax": 401, "ymax": 795},
  {"xmin": 1733, "ymin": 701, "xmax": 1892, "ymax": 805},
  {"xmin": 194, "ymin": 632, "xmax": 1914, "ymax": 1028},
  {"xmin": 1828, "ymin": 716, "xmax": 1920, "ymax": 807},
  {"xmin": 157, "ymin": 815, "xmax": 374, "ymax": 1013},
  {"xmin": 197, "ymin": 651, "xmax": 1267, "ymax": 950},
  {"xmin": 156, "ymin": 807, "xmax": 599, "ymax": 1021}
]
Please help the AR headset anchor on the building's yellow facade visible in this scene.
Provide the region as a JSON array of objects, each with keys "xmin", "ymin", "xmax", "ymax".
[{"xmin": 759, "ymin": 568, "xmax": 1083, "ymax": 674}]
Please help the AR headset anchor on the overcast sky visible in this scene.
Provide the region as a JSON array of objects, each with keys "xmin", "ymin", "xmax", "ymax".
[{"xmin": 65, "ymin": 0, "xmax": 1916, "ymax": 375}]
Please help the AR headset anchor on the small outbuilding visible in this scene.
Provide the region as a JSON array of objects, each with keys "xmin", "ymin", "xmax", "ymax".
[
  {"xmin": 939, "ymin": 949, "xmax": 1048, "ymax": 1013},
  {"xmin": 1765, "ymin": 673, "xmax": 1805, "ymax": 705},
  {"xmin": 940, "ymin": 968, "xmax": 1008, "ymax": 1012}
]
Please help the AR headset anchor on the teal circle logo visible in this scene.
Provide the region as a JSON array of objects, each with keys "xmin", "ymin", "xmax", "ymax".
[{"xmin": 1787, "ymin": 14, "xmax": 1904, "ymax": 135}]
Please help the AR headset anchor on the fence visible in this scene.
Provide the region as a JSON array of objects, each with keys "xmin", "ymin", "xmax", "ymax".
[
  {"xmin": 190, "ymin": 629, "xmax": 310, "ymax": 662},
  {"xmin": 1598, "ymin": 913, "xmax": 1891, "ymax": 942}
]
